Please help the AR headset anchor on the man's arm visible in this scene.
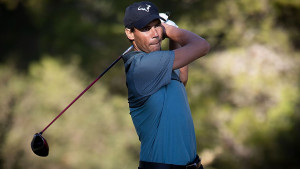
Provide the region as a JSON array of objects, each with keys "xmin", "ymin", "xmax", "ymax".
[
  {"xmin": 162, "ymin": 23, "xmax": 210, "ymax": 70},
  {"xmin": 169, "ymin": 40, "xmax": 188, "ymax": 86}
]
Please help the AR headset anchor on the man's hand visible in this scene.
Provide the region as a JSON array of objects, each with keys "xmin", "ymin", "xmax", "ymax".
[{"xmin": 159, "ymin": 13, "xmax": 178, "ymax": 28}]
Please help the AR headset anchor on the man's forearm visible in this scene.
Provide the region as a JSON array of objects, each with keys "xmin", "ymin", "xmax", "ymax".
[{"xmin": 162, "ymin": 23, "xmax": 210, "ymax": 70}]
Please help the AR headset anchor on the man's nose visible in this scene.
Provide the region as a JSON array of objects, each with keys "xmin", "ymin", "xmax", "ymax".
[{"xmin": 150, "ymin": 27, "xmax": 159, "ymax": 38}]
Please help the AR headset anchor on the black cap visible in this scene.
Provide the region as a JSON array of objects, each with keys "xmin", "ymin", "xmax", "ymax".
[{"xmin": 123, "ymin": 1, "xmax": 161, "ymax": 29}]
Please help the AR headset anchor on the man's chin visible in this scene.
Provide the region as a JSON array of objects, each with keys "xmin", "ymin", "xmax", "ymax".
[{"xmin": 150, "ymin": 44, "xmax": 161, "ymax": 52}]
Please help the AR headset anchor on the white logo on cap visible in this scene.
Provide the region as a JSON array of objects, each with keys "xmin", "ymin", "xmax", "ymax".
[{"xmin": 138, "ymin": 4, "xmax": 151, "ymax": 12}]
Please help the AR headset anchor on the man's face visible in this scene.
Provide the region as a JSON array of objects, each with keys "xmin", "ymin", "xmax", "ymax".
[{"xmin": 127, "ymin": 19, "xmax": 164, "ymax": 53}]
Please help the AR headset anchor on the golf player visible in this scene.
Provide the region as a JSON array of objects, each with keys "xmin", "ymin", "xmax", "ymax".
[{"xmin": 122, "ymin": 1, "xmax": 210, "ymax": 169}]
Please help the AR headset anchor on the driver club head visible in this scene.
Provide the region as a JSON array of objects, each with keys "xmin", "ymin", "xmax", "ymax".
[{"xmin": 31, "ymin": 133, "xmax": 49, "ymax": 157}]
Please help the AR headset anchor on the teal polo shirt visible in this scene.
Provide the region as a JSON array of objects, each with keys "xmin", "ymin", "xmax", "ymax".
[{"xmin": 123, "ymin": 50, "xmax": 197, "ymax": 165}]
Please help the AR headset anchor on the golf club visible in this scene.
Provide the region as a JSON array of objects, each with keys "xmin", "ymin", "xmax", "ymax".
[{"xmin": 31, "ymin": 45, "xmax": 133, "ymax": 157}]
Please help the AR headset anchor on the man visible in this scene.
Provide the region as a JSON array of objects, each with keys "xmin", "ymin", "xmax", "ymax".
[{"xmin": 122, "ymin": 1, "xmax": 210, "ymax": 169}]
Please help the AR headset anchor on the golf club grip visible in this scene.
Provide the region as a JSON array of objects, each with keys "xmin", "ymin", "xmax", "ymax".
[{"xmin": 40, "ymin": 46, "xmax": 133, "ymax": 134}]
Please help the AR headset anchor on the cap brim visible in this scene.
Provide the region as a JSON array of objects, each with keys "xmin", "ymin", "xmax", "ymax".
[{"xmin": 133, "ymin": 14, "xmax": 161, "ymax": 29}]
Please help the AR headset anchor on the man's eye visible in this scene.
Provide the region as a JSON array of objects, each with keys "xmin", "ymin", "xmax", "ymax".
[
  {"xmin": 155, "ymin": 23, "xmax": 161, "ymax": 28},
  {"xmin": 141, "ymin": 27, "xmax": 151, "ymax": 32}
]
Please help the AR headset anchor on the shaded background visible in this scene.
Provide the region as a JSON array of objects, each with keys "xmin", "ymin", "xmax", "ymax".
[{"xmin": 0, "ymin": 0, "xmax": 299, "ymax": 169}]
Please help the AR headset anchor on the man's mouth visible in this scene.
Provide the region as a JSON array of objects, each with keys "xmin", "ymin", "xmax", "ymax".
[{"xmin": 150, "ymin": 40, "xmax": 161, "ymax": 46}]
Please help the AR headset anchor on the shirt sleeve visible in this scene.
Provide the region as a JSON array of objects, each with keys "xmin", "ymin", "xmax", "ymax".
[{"xmin": 133, "ymin": 50, "xmax": 175, "ymax": 96}]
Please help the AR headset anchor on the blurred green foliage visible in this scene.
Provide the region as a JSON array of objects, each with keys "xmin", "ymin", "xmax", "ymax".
[
  {"xmin": 0, "ymin": 58, "xmax": 139, "ymax": 169},
  {"xmin": 0, "ymin": 0, "xmax": 300, "ymax": 169},
  {"xmin": 187, "ymin": 45, "xmax": 300, "ymax": 169}
]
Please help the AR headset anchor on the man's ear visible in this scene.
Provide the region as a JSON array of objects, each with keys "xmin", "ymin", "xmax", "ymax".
[{"xmin": 125, "ymin": 28, "xmax": 134, "ymax": 41}]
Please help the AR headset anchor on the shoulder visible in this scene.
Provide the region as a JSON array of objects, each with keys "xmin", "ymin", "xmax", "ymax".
[
  {"xmin": 124, "ymin": 50, "xmax": 174, "ymax": 60},
  {"xmin": 146, "ymin": 50, "xmax": 175, "ymax": 58},
  {"xmin": 123, "ymin": 50, "xmax": 174, "ymax": 68},
  {"xmin": 136, "ymin": 50, "xmax": 175, "ymax": 64},
  {"xmin": 123, "ymin": 51, "xmax": 144, "ymax": 64}
]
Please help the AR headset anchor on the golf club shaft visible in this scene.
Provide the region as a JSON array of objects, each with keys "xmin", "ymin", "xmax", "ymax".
[{"xmin": 40, "ymin": 45, "xmax": 133, "ymax": 134}]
